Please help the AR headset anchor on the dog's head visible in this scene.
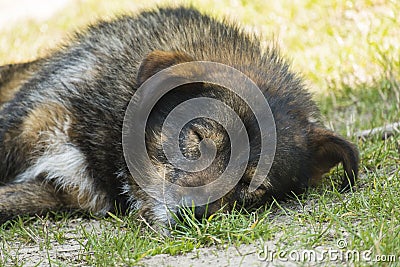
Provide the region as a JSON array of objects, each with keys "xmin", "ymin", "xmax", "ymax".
[{"xmin": 123, "ymin": 50, "xmax": 359, "ymax": 227}]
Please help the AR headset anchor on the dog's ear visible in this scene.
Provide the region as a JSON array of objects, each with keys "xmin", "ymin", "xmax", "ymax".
[
  {"xmin": 137, "ymin": 50, "xmax": 194, "ymax": 85},
  {"xmin": 308, "ymin": 127, "xmax": 359, "ymax": 192}
]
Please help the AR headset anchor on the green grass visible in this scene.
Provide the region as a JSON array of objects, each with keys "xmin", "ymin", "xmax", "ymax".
[{"xmin": 1, "ymin": 0, "xmax": 399, "ymax": 266}]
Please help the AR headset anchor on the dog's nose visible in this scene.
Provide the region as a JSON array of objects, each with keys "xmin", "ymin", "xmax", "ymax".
[
  {"xmin": 176, "ymin": 204, "xmax": 207, "ymax": 222},
  {"xmin": 177, "ymin": 196, "xmax": 208, "ymax": 221}
]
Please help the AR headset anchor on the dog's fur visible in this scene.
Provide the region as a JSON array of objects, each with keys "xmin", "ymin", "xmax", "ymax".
[{"xmin": 0, "ymin": 7, "xmax": 359, "ymax": 225}]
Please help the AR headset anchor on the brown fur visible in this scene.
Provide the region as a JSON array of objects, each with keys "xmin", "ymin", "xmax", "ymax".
[{"xmin": 0, "ymin": 61, "xmax": 42, "ymax": 107}]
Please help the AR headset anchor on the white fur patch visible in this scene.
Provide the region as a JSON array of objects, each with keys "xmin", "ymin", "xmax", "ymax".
[
  {"xmin": 308, "ymin": 115, "xmax": 319, "ymax": 124},
  {"xmin": 15, "ymin": 113, "xmax": 111, "ymax": 214}
]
